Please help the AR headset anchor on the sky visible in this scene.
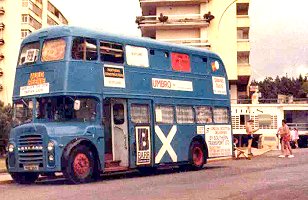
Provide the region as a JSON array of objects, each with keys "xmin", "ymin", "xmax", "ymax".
[{"xmin": 50, "ymin": 0, "xmax": 308, "ymax": 81}]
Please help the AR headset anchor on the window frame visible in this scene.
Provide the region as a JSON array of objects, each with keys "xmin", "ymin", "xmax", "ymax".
[
  {"xmin": 71, "ymin": 37, "xmax": 98, "ymax": 61},
  {"xmin": 195, "ymin": 105, "xmax": 213, "ymax": 124},
  {"xmin": 155, "ymin": 105, "xmax": 175, "ymax": 124},
  {"xmin": 213, "ymin": 107, "xmax": 230, "ymax": 124},
  {"xmin": 175, "ymin": 105, "xmax": 195, "ymax": 124},
  {"xmin": 100, "ymin": 40, "xmax": 124, "ymax": 64}
]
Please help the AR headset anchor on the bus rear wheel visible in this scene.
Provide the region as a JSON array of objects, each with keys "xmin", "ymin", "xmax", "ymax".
[
  {"xmin": 10, "ymin": 172, "xmax": 39, "ymax": 184},
  {"xmin": 190, "ymin": 141, "xmax": 205, "ymax": 170},
  {"xmin": 63, "ymin": 145, "xmax": 97, "ymax": 184}
]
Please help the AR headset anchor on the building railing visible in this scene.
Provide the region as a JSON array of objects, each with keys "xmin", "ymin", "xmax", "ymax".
[
  {"xmin": 136, "ymin": 13, "xmax": 209, "ymax": 25},
  {"xmin": 159, "ymin": 38, "xmax": 211, "ymax": 48},
  {"xmin": 139, "ymin": 0, "xmax": 210, "ymax": 5},
  {"xmin": 287, "ymin": 123, "xmax": 308, "ymax": 133},
  {"xmin": 232, "ymin": 98, "xmax": 308, "ymax": 104}
]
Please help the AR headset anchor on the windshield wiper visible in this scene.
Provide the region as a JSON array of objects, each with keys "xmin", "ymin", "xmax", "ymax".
[{"xmin": 21, "ymin": 98, "xmax": 29, "ymax": 108}]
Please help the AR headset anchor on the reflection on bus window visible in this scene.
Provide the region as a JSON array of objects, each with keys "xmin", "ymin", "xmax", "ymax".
[
  {"xmin": 213, "ymin": 107, "xmax": 229, "ymax": 123},
  {"xmin": 195, "ymin": 106, "xmax": 212, "ymax": 123},
  {"xmin": 19, "ymin": 42, "xmax": 40, "ymax": 65},
  {"xmin": 36, "ymin": 96, "xmax": 97, "ymax": 122},
  {"xmin": 41, "ymin": 38, "xmax": 66, "ymax": 62},
  {"xmin": 13, "ymin": 99, "xmax": 33, "ymax": 125},
  {"xmin": 131, "ymin": 104, "xmax": 149, "ymax": 124},
  {"xmin": 72, "ymin": 37, "xmax": 98, "ymax": 61},
  {"xmin": 113, "ymin": 104, "xmax": 124, "ymax": 125}
]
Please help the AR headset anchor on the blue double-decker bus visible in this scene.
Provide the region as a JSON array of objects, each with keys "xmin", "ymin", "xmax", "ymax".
[{"xmin": 7, "ymin": 26, "xmax": 232, "ymax": 184}]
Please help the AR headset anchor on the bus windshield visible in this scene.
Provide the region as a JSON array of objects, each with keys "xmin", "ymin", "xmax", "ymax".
[
  {"xmin": 36, "ymin": 96, "xmax": 97, "ymax": 122},
  {"xmin": 13, "ymin": 99, "xmax": 33, "ymax": 125},
  {"xmin": 18, "ymin": 38, "xmax": 66, "ymax": 66}
]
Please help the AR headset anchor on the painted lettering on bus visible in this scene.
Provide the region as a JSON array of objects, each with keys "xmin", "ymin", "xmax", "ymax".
[{"xmin": 152, "ymin": 79, "xmax": 172, "ymax": 88}]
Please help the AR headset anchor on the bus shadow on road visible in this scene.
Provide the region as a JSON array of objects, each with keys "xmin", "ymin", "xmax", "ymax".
[{"xmin": 36, "ymin": 165, "xmax": 227, "ymax": 185}]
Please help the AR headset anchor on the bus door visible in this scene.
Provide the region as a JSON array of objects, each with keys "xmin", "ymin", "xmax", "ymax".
[
  {"xmin": 110, "ymin": 99, "xmax": 129, "ymax": 167},
  {"xmin": 127, "ymin": 100, "xmax": 153, "ymax": 168}
]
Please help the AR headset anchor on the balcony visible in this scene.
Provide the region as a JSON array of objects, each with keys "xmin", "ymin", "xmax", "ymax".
[
  {"xmin": 0, "ymin": 22, "xmax": 4, "ymax": 29},
  {"xmin": 237, "ymin": 63, "xmax": 251, "ymax": 77},
  {"xmin": 139, "ymin": 0, "xmax": 210, "ymax": 7},
  {"xmin": 237, "ymin": 39, "xmax": 250, "ymax": 51},
  {"xmin": 237, "ymin": 15, "xmax": 250, "ymax": 27},
  {"xmin": 0, "ymin": 7, "xmax": 4, "ymax": 15},
  {"xmin": 159, "ymin": 38, "xmax": 211, "ymax": 48},
  {"xmin": 0, "ymin": 39, "xmax": 4, "ymax": 45},
  {"xmin": 137, "ymin": 13, "xmax": 210, "ymax": 30},
  {"xmin": 0, "ymin": 54, "xmax": 4, "ymax": 60}
]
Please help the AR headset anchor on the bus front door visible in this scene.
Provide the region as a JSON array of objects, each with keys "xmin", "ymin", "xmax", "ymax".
[{"xmin": 111, "ymin": 99, "xmax": 129, "ymax": 167}]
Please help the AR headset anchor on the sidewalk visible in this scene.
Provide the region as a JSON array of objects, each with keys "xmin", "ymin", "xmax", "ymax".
[
  {"xmin": 208, "ymin": 147, "xmax": 272, "ymax": 162},
  {"xmin": 0, "ymin": 147, "xmax": 272, "ymax": 185}
]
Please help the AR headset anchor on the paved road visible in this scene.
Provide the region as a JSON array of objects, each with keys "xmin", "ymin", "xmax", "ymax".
[{"xmin": 1, "ymin": 149, "xmax": 308, "ymax": 200}]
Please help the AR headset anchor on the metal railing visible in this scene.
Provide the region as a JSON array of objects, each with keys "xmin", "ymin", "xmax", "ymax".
[
  {"xmin": 136, "ymin": 13, "xmax": 208, "ymax": 25},
  {"xmin": 287, "ymin": 123, "xmax": 308, "ymax": 133},
  {"xmin": 159, "ymin": 38, "xmax": 211, "ymax": 48},
  {"xmin": 232, "ymin": 98, "xmax": 308, "ymax": 104}
]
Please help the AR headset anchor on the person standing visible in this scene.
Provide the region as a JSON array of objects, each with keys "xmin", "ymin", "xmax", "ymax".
[
  {"xmin": 291, "ymin": 128, "xmax": 299, "ymax": 148},
  {"xmin": 278, "ymin": 120, "xmax": 294, "ymax": 158},
  {"xmin": 245, "ymin": 119, "xmax": 259, "ymax": 156}
]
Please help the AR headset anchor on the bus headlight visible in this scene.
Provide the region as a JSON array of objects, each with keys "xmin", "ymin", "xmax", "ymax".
[
  {"xmin": 8, "ymin": 144, "xmax": 14, "ymax": 153},
  {"xmin": 48, "ymin": 155, "xmax": 54, "ymax": 161},
  {"xmin": 47, "ymin": 141, "xmax": 55, "ymax": 151}
]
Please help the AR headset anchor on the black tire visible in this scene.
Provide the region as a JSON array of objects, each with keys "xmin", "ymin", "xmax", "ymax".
[
  {"xmin": 63, "ymin": 145, "xmax": 97, "ymax": 184},
  {"xmin": 10, "ymin": 172, "xmax": 39, "ymax": 184},
  {"xmin": 189, "ymin": 141, "xmax": 206, "ymax": 170}
]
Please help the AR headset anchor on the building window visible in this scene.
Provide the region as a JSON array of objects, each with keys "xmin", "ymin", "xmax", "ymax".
[
  {"xmin": 21, "ymin": 29, "xmax": 32, "ymax": 39},
  {"xmin": 21, "ymin": 14, "xmax": 28, "ymax": 23},
  {"xmin": 22, "ymin": 0, "xmax": 29, "ymax": 7},
  {"xmin": 29, "ymin": 0, "xmax": 42, "ymax": 18},
  {"xmin": 29, "ymin": 15, "xmax": 42, "ymax": 29},
  {"xmin": 237, "ymin": 27, "xmax": 249, "ymax": 39},
  {"xmin": 47, "ymin": 16, "xmax": 58, "ymax": 26},
  {"xmin": 176, "ymin": 106, "xmax": 194, "ymax": 124},
  {"xmin": 237, "ymin": 3, "xmax": 249, "ymax": 15},
  {"xmin": 237, "ymin": 51, "xmax": 250, "ymax": 65},
  {"xmin": 240, "ymin": 114, "xmax": 250, "ymax": 125}
]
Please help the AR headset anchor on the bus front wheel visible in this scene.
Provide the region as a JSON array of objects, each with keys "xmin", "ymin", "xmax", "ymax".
[
  {"xmin": 63, "ymin": 145, "xmax": 97, "ymax": 184},
  {"xmin": 10, "ymin": 172, "xmax": 39, "ymax": 184},
  {"xmin": 190, "ymin": 141, "xmax": 205, "ymax": 170}
]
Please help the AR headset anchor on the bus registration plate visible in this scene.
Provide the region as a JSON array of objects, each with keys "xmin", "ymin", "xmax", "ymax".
[{"xmin": 23, "ymin": 164, "xmax": 39, "ymax": 171}]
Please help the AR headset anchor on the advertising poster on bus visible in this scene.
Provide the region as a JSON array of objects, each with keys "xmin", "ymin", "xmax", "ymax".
[{"xmin": 204, "ymin": 125, "xmax": 233, "ymax": 157}]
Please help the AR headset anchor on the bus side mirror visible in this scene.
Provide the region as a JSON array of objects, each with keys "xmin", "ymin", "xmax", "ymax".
[{"xmin": 74, "ymin": 100, "xmax": 81, "ymax": 110}]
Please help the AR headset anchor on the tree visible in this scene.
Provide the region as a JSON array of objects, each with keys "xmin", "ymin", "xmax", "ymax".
[
  {"xmin": 253, "ymin": 75, "xmax": 308, "ymax": 100},
  {"xmin": 0, "ymin": 101, "xmax": 13, "ymax": 141}
]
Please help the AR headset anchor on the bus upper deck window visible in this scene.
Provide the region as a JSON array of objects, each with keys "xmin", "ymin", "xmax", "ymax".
[
  {"xmin": 72, "ymin": 37, "xmax": 98, "ymax": 61},
  {"xmin": 19, "ymin": 42, "xmax": 40, "ymax": 66},
  {"xmin": 100, "ymin": 41, "xmax": 124, "ymax": 64},
  {"xmin": 41, "ymin": 38, "xmax": 66, "ymax": 62}
]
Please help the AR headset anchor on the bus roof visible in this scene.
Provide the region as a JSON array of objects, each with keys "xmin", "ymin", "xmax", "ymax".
[{"xmin": 22, "ymin": 25, "xmax": 220, "ymax": 59}]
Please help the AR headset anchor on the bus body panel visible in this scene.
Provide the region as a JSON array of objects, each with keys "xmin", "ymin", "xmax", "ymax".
[{"xmin": 8, "ymin": 26, "xmax": 232, "ymax": 182}]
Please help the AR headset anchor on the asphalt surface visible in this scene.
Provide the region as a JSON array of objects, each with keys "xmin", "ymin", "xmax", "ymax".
[{"xmin": 1, "ymin": 149, "xmax": 308, "ymax": 200}]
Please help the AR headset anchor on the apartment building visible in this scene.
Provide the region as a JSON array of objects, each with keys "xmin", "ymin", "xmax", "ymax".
[
  {"xmin": 0, "ymin": 0, "xmax": 68, "ymax": 105},
  {"xmin": 136, "ymin": 0, "xmax": 251, "ymax": 102}
]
